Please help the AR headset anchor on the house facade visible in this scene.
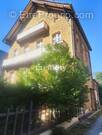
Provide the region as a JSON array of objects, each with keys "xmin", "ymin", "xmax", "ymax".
[
  {"xmin": 2, "ymin": 0, "xmax": 99, "ymax": 112},
  {"xmin": 0, "ymin": 50, "xmax": 7, "ymax": 77},
  {"xmin": 92, "ymin": 79, "xmax": 100, "ymax": 110}
]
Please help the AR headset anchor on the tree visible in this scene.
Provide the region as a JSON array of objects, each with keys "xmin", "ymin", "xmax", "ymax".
[
  {"xmin": 17, "ymin": 44, "xmax": 89, "ymax": 119},
  {"xmin": 96, "ymin": 72, "xmax": 102, "ymax": 104},
  {"xmin": 96, "ymin": 72, "xmax": 102, "ymax": 84}
]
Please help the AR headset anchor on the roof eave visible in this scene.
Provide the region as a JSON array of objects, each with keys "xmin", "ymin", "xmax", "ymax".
[
  {"xmin": 70, "ymin": 5, "xmax": 92, "ymax": 51},
  {"xmin": 3, "ymin": 1, "xmax": 72, "ymax": 45},
  {"xmin": 3, "ymin": 1, "xmax": 92, "ymax": 51},
  {"xmin": 3, "ymin": 1, "xmax": 33, "ymax": 45}
]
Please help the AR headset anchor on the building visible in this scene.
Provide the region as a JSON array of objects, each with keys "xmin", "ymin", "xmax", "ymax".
[
  {"xmin": 0, "ymin": 50, "xmax": 7, "ymax": 77},
  {"xmin": 92, "ymin": 79, "xmax": 100, "ymax": 110},
  {"xmin": 2, "ymin": 0, "xmax": 99, "ymax": 112}
]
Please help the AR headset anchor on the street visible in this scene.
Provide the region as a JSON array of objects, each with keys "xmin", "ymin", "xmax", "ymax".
[{"xmin": 85, "ymin": 115, "xmax": 102, "ymax": 135}]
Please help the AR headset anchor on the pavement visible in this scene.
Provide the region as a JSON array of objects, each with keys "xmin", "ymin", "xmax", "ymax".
[{"xmin": 85, "ymin": 115, "xmax": 102, "ymax": 135}]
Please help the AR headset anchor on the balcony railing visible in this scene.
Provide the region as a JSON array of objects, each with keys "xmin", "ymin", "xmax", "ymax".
[
  {"xmin": 2, "ymin": 48, "xmax": 45, "ymax": 69},
  {"xmin": 17, "ymin": 21, "xmax": 49, "ymax": 42}
]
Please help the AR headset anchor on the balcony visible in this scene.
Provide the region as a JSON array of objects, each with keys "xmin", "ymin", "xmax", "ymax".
[
  {"xmin": 2, "ymin": 48, "xmax": 45, "ymax": 69},
  {"xmin": 17, "ymin": 21, "xmax": 49, "ymax": 42}
]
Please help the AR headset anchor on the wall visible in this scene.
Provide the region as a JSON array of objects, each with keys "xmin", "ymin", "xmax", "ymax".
[
  {"xmin": 5, "ymin": 7, "xmax": 74, "ymax": 82},
  {"xmin": 8, "ymin": 8, "xmax": 73, "ymax": 59},
  {"xmin": 72, "ymin": 20, "xmax": 92, "ymax": 75}
]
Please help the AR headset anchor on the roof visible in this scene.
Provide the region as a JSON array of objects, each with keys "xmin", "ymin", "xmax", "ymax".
[{"xmin": 3, "ymin": 0, "xmax": 92, "ymax": 51}]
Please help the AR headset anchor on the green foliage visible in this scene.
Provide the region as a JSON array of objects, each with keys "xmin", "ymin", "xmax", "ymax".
[
  {"xmin": 51, "ymin": 127, "xmax": 67, "ymax": 135},
  {"xmin": 96, "ymin": 72, "xmax": 102, "ymax": 85},
  {"xmin": 96, "ymin": 72, "xmax": 102, "ymax": 104},
  {"xmin": 0, "ymin": 84, "xmax": 27, "ymax": 112},
  {"xmin": 0, "ymin": 44, "xmax": 89, "ymax": 117},
  {"xmin": 17, "ymin": 44, "xmax": 88, "ymax": 119},
  {"xmin": 0, "ymin": 81, "xmax": 44, "ymax": 112}
]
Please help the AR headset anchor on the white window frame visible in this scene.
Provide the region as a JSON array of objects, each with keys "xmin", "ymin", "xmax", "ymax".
[{"xmin": 53, "ymin": 32, "xmax": 62, "ymax": 44}]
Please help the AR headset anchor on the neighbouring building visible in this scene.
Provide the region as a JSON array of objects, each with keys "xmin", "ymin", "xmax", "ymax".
[
  {"xmin": 92, "ymin": 79, "xmax": 100, "ymax": 110},
  {"xmin": 0, "ymin": 50, "xmax": 7, "ymax": 77},
  {"xmin": 2, "ymin": 0, "xmax": 100, "ymax": 112}
]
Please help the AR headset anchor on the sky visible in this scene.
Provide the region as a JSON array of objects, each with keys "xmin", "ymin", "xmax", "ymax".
[{"xmin": 0, "ymin": 0, "xmax": 102, "ymax": 73}]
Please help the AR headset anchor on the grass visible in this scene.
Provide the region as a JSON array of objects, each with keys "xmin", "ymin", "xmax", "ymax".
[{"xmin": 67, "ymin": 110, "xmax": 102, "ymax": 135}]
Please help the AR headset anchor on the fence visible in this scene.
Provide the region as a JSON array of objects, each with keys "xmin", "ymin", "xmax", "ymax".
[
  {"xmin": 0, "ymin": 102, "xmax": 36, "ymax": 135},
  {"xmin": 0, "ymin": 102, "xmax": 84, "ymax": 135},
  {"xmin": 0, "ymin": 103, "xmax": 67, "ymax": 135}
]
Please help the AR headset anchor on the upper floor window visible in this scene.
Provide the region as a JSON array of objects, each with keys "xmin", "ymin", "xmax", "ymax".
[
  {"xmin": 53, "ymin": 32, "xmax": 62, "ymax": 44},
  {"xmin": 36, "ymin": 40, "xmax": 43, "ymax": 49}
]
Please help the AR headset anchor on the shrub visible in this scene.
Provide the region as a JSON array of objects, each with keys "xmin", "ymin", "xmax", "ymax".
[
  {"xmin": 17, "ymin": 44, "xmax": 89, "ymax": 120},
  {"xmin": 0, "ymin": 83, "xmax": 44, "ymax": 112}
]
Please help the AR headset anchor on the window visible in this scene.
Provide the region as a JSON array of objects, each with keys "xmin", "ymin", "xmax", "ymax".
[
  {"xmin": 75, "ymin": 34, "xmax": 82, "ymax": 59},
  {"xmin": 10, "ymin": 71, "xmax": 16, "ymax": 84},
  {"xmin": 24, "ymin": 47, "xmax": 30, "ymax": 53},
  {"xmin": 80, "ymin": 44, "xmax": 84, "ymax": 60},
  {"xmin": 36, "ymin": 40, "xmax": 43, "ymax": 49},
  {"xmin": 53, "ymin": 32, "xmax": 62, "ymax": 44},
  {"xmin": 14, "ymin": 50, "xmax": 19, "ymax": 56},
  {"xmin": 11, "ymin": 73, "xmax": 15, "ymax": 83}
]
